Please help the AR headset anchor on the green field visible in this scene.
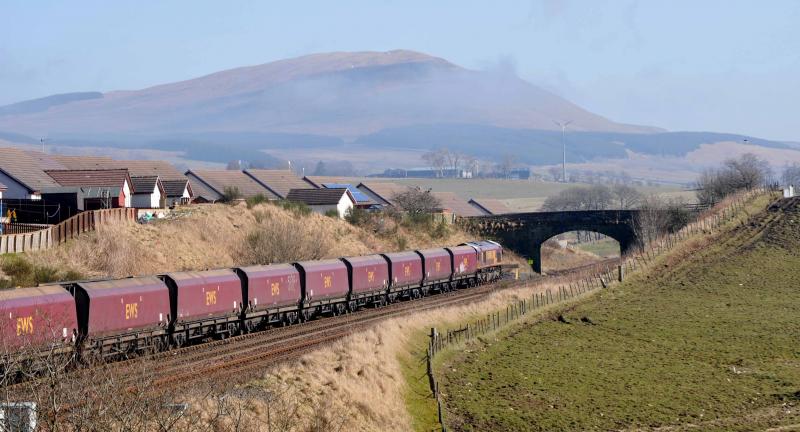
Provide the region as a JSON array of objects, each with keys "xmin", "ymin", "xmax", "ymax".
[
  {"xmin": 572, "ymin": 237, "xmax": 621, "ymax": 258},
  {"xmin": 438, "ymin": 195, "xmax": 800, "ymax": 431}
]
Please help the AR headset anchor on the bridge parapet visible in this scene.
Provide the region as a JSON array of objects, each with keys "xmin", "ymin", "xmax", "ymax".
[{"xmin": 460, "ymin": 210, "xmax": 643, "ymax": 273}]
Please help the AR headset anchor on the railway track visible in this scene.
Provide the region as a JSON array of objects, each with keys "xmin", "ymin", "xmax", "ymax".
[
  {"xmin": 6, "ymin": 278, "xmax": 523, "ymax": 397},
  {"xmin": 8, "ymin": 260, "xmax": 602, "ymax": 397}
]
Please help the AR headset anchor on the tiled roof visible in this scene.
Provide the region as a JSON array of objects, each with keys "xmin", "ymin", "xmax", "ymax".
[
  {"xmin": 50, "ymin": 155, "xmax": 116, "ymax": 170},
  {"xmin": 286, "ymin": 188, "xmax": 352, "ymax": 205},
  {"xmin": 162, "ymin": 179, "xmax": 190, "ymax": 197},
  {"xmin": 468, "ymin": 198, "xmax": 513, "ymax": 215},
  {"xmin": 356, "ymin": 182, "xmax": 409, "ymax": 206},
  {"xmin": 244, "ymin": 169, "xmax": 316, "ymax": 199},
  {"xmin": 0, "ymin": 147, "xmax": 64, "ymax": 191},
  {"xmin": 186, "ymin": 176, "xmax": 222, "ymax": 202},
  {"xmin": 131, "ymin": 176, "xmax": 160, "ymax": 194},
  {"xmin": 45, "ymin": 169, "xmax": 130, "ymax": 188},
  {"xmin": 185, "ymin": 170, "xmax": 277, "ymax": 200},
  {"xmin": 303, "ymin": 176, "xmax": 360, "ymax": 188},
  {"xmin": 433, "ymin": 192, "xmax": 487, "ymax": 217},
  {"xmin": 111, "ymin": 160, "xmax": 185, "ymax": 180}
]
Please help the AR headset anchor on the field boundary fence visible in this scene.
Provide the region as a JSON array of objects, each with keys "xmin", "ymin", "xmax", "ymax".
[
  {"xmin": 0, "ymin": 208, "xmax": 136, "ymax": 254},
  {"xmin": 424, "ymin": 187, "xmax": 771, "ymax": 431}
]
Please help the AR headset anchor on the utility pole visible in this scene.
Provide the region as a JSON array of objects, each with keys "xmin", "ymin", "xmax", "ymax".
[
  {"xmin": 40, "ymin": 137, "xmax": 47, "ymax": 153},
  {"xmin": 553, "ymin": 120, "xmax": 572, "ymax": 182}
]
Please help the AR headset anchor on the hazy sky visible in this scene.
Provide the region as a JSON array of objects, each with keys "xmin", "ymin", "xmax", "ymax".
[{"xmin": 1, "ymin": 0, "xmax": 798, "ymax": 141}]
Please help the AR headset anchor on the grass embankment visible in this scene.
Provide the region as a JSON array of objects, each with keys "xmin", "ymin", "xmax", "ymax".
[
  {"xmin": 5, "ymin": 202, "xmax": 532, "ymax": 282},
  {"xmin": 439, "ymin": 195, "xmax": 800, "ymax": 431}
]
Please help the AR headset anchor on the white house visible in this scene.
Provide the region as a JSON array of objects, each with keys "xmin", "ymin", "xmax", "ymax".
[
  {"xmin": 162, "ymin": 179, "xmax": 194, "ymax": 207},
  {"xmin": 285, "ymin": 188, "xmax": 356, "ymax": 219},
  {"xmin": 131, "ymin": 176, "xmax": 166, "ymax": 209}
]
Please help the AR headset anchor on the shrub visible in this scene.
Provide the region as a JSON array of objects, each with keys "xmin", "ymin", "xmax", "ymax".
[
  {"xmin": 344, "ymin": 207, "xmax": 370, "ymax": 226},
  {"xmin": 396, "ymin": 236, "xmax": 408, "ymax": 250},
  {"xmin": 33, "ymin": 266, "xmax": 60, "ymax": 284},
  {"xmin": 429, "ymin": 219, "xmax": 449, "ymax": 239},
  {"xmin": 246, "ymin": 194, "xmax": 269, "ymax": 209},
  {"xmin": 324, "ymin": 209, "xmax": 340, "ymax": 218},
  {"xmin": 241, "ymin": 216, "xmax": 332, "ymax": 264},
  {"xmin": 222, "ymin": 186, "xmax": 243, "ymax": 202},
  {"xmin": 0, "ymin": 254, "xmax": 84, "ymax": 287},
  {"xmin": 270, "ymin": 200, "xmax": 312, "ymax": 216}
]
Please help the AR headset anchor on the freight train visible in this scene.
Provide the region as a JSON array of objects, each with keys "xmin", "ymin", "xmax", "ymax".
[{"xmin": 0, "ymin": 241, "xmax": 504, "ymax": 366}]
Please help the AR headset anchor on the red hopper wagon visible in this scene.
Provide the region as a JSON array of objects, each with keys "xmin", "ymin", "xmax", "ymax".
[
  {"xmin": 68, "ymin": 276, "xmax": 171, "ymax": 357},
  {"xmin": 235, "ymin": 264, "xmax": 302, "ymax": 328},
  {"xmin": 161, "ymin": 269, "xmax": 243, "ymax": 345}
]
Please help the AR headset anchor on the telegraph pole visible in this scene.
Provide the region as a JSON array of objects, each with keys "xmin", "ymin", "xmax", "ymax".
[{"xmin": 553, "ymin": 120, "xmax": 572, "ymax": 182}]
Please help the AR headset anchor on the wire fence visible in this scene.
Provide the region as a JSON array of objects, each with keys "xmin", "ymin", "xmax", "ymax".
[{"xmin": 425, "ymin": 187, "xmax": 771, "ymax": 431}]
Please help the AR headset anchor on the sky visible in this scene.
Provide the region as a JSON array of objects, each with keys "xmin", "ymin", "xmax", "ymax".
[{"xmin": 1, "ymin": 0, "xmax": 798, "ymax": 141}]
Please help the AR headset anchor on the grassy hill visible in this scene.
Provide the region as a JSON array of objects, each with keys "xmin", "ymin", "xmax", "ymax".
[{"xmin": 439, "ymin": 195, "xmax": 800, "ymax": 431}]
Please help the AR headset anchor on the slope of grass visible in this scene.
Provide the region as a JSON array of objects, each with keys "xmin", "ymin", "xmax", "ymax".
[{"xmin": 439, "ymin": 196, "xmax": 800, "ymax": 431}]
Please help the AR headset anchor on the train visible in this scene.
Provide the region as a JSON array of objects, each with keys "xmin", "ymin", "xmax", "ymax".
[{"xmin": 0, "ymin": 241, "xmax": 504, "ymax": 366}]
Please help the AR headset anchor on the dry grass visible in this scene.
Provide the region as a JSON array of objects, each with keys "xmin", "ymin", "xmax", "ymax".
[
  {"xmin": 22, "ymin": 203, "xmax": 527, "ymax": 279},
  {"xmin": 254, "ymin": 279, "xmax": 568, "ymax": 432}
]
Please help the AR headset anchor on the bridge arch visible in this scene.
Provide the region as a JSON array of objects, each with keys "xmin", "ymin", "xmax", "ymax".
[{"xmin": 461, "ymin": 210, "xmax": 642, "ymax": 273}]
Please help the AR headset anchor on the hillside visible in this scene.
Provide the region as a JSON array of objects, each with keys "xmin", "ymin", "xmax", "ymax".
[
  {"xmin": 0, "ymin": 50, "xmax": 650, "ymax": 138},
  {"xmin": 438, "ymin": 195, "xmax": 800, "ymax": 431}
]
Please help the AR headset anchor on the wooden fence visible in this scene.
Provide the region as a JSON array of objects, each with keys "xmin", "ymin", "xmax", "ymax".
[
  {"xmin": 0, "ymin": 208, "xmax": 136, "ymax": 254},
  {"xmin": 0, "ymin": 222, "xmax": 51, "ymax": 235},
  {"xmin": 424, "ymin": 188, "xmax": 770, "ymax": 431}
]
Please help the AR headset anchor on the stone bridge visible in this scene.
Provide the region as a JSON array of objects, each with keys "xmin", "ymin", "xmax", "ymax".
[{"xmin": 461, "ymin": 210, "xmax": 642, "ymax": 273}]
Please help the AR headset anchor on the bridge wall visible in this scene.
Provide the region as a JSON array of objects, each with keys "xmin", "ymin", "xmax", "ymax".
[{"xmin": 461, "ymin": 210, "xmax": 642, "ymax": 273}]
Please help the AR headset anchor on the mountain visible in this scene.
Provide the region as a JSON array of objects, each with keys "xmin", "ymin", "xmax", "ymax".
[{"xmin": 0, "ymin": 50, "xmax": 656, "ymax": 138}]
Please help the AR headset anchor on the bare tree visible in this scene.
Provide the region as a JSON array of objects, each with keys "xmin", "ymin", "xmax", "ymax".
[
  {"xmin": 391, "ymin": 187, "xmax": 441, "ymax": 215},
  {"xmin": 781, "ymin": 163, "xmax": 800, "ymax": 187},
  {"xmin": 422, "ymin": 149, "xmax": 447, "ymax": 178},
  {"xmin": 612, "ymin": 184, "xmax": 644, "ymax": 209},
  {"xmin": 696, "ymin": 153, "xmax": 771, "ymax": 205},
  {"xmin": 496, "ymin": 154, "xmax": 514, "ymax": 179},
  {"xmin": 634, "ymin": 196, "xmax": 692, "ymax": 246},
  {"xmin": 463, "ymin": 155, "xmax": 479, "ymax": 178},
  {"xmin": 541, "ymin": 185, "xmax": 614, "ymax": 211},
  {"xmin": 445, "ymin": 150, "xmax": 463, "ymax": 178}
]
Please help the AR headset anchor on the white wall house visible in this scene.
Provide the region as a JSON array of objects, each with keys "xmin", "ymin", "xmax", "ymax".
[
  {"xmin": 162, "ymin": 179, "xmax": 193, "ymax": 207},
  {"xmin": 131, "ymin": 176, "xmax": 165, "ymax": 209},
  {"xmin": 285, "ymin": 188, "xmax": 356, "ymax": 219}
]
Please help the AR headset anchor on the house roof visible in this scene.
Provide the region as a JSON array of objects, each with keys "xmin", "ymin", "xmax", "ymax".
[
  {"xmin": 244, "ymin": 169, "xmax": 316, "ymax": 199},
  {"xmin": 303, "ymin": 176, "xmax": 360, "ymax": 188},
  {"xmin": 286, "ymin": 188, "xmax": 354, "ymax": 205},
  {"xmin": 51, "ymin": 156, "xmax": 186, "ymax": 180},
  {"xmin": 131, "ymin": 176, "xmax": 162, "ymax": 194},
  {"xmin": 432, "ymin": 192, "xmax": 487, "ymax": 217},
  {"xmin": 321, "ymin": 183, "xmax": 374, "ymax": 204},
  {"xmin": 0, "ymin": 147, "xmax": 64, "ymax": 192},
  {"xmin": 186, "ymin": 177, "xmax": 222, "ymax": 202},
  {"xmin": 356, "ymin": 182, "xmax": 409, "ymax": 206},
  {"xmin": 111, "ymin": 160, "xmax": 185, "ymax": 180},
  {"xmin": 468, "ymin": 198, "xmax": 513, "ymax": 215},
  {"xmin": 49, "ymin": 155, "xmax": 116, "ymax": 170},
  {"xmin": 185, "ymin": 170, "xmax": 277, "ymax": 200},
  {"xmin": 162, "ymin": 179, "xmax": 191, "ymax": 197},
  {"xmin": 45, "ymin": 169, "xmax": 131, "ymax": 188}
]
